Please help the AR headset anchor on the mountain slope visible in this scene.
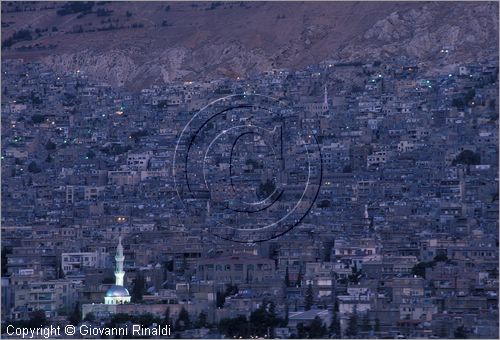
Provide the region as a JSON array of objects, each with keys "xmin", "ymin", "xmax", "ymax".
[{"xmin": 2, "ymin": 1, "xmax": 498, "ymax": 88}]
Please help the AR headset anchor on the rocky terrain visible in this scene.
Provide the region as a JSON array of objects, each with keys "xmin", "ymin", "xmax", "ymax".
[{"xmin": 2, "ymin": 1, "xmax": 498, "ymax": 88}]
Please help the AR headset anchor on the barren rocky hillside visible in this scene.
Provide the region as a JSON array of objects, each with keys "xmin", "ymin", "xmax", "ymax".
[{"xmin": 2, "ymin": 1, "xmax": 498, "ymax": 88}]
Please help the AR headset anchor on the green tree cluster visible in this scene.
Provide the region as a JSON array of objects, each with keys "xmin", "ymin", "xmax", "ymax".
[
  {"xmin": 329, "ymin": 301, "xmax": 341, "ymax": 337},
  {"xmin": 216, "ymin": 283, "xmax": 238, "ymax": 308},
  {"xmin": 28, "ymin": 161, "xmax": 41, "ymax": 173},
  {"xmin": 345, "ymin": 308, "xmax": 359, "ymax": 338},
  {"xmin": 131, "ymin": 272, "xmax": 145, "ymax": 302},
  {"xmin": 218, "ymin": 300, "xmax": 285, "ymax": 338},
  {"xmin": 305, "ymin": 283, "xmax": 314, "ymax": 310},
  {"xmin": 452, "ymin": 150, "xmax": 481, "ymax": 166},
  {"xmin": 297, "ymin": 316, "xmax": 328, "ymax": 338},
  {"xmin": 2, "ymin": 310, "xmax": 47, "ymax": 332},
  {"xmin": 257, "ymin": 179, "xmax": 276, "ymax": 199},
  {"xmin": 411, "ymin": 253, "xmax": 449, "ymax": 278}
]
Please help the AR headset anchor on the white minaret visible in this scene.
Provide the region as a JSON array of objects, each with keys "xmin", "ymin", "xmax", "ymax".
[
  {"xmin": 324, "ymin": 85, "xmax": 328, "ymax": 105},
  {"xmin": 103, "ymin": 235, "xmax": 130, "ymax": 305},
  {"xmin": 323, "ymin": 84, "xmax": 329, "ymax": 112},
  {"xmin": 114, "ymin": 236, "xmax": 125, "ymax": 286}
]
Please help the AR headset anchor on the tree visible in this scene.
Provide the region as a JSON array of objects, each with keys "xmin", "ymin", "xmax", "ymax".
[
  {"xmin": 45, "ymin": 139, "xmax": 56, "ymax": 151},
  {"xmin": 245, "ymin": 158, "xmax": 260, "ymax": 169},
  {"xmin": 308, "ymin": 316, "xmax": 327, "ymax": 339},
  {"xmin": 219, "ymin": 315, "xmax": 249, "ymax": 338},
  {"xmin": 216, "ymin": 283, "xmax": 239, "ymax": 308},
  {"xmin": 83, "ymin": 312, "xmax": 95, "ymax": 323},
  {"xmin": 27, "ymin": 161, "xmax": 41, "ymax": 173},
  {"xmin": 296, "ymin": 267, "xmax": 303, "ymax": 287},
  {"xmin": 454, "ymin": 325, "xmax": 467, "ymax": 339},
  {"xmin": 29, "ymin": 310, "xmax": 47, "ymax": 327},
  {"xmin": 196, "ymin": 311, "xmax": 207, "ymax": 328},
  {"xmin": 175, "ymin": 306, "xmax": 191, "ymax": 331},
  {"xmin": 452, "ymin": 97, "xmax": 465, "ymax": 109},
  {"xmin": 411, "ymin": 261, "xmax": 435, "ymax": 278},
  {"xmin": 305, "ymin": 283, "xmax": 314, "ymax": 311},
  {"xmin": 297, "ymin": 322, "xmax": 307, "ymax": 338},
  {"xmin": 284, "ymin": 301, "xmax": 289, "ymax": 326},
  {"xmin": 257, "ymin": 179, "xmax": 276, "ymax": 200},
  {"xmin": 437, "ymin": 320, "xmax": 449, "ymax": 338},
  {"xmin": 285, "ymin": 266, "xmax": 291, "ymax": 287},
  {"xmin": 361, "ymin": 313, "xmax": 371, "ymax": 333},
  {"xmin": 56, "ymin": 259, "xmax": 66, "ymax": 279},
  {"xmin": 225, "ymin": 283, "xmax": 238, "ymax": 296},
  {"xmin": 452, "ymin": 89, "xmax": 476, "ymax": 108},
  {"xmin": 329, "ymin": 310, "xmax": 341, "ymax": 338},
  {"xmin": 107, "ymin": 313, "xmax": 133, "ymax": 328},
  {"xmin": 374, "ymin": 317, "xmax": 381, "ymax": 335},
  {"xmin": 464, "ymin": 89, "xmax": 476, "ymax": 105},
  {"xmin": 343, "ymin": 164, "xmax": 353, "ymax": 173},
  {"xmin": 216, "ymin": 291, "xmax": 226, "ymax": 308},
  {"xmin": 249, "ymin": 300, "xmax": 282, "ymax": 337},
  {"xmin": 164, "ymin": 259, "xmax": 174, "ymax": 273},
  {"xmin": 130, "ymin": 130, "xmax": 148, "ymax": 143},
  {"xmin": 318, "ymin": 199, "xmax": 331, "ymax": 208},
  {"xmin": 433, "ymin": 253, "xmax": 448, "ymax": 262},
  {"xmin": 351, "ymin": 84, "xmax": 362, "ymax": 93},
  {"xmin": 131, "ymin": 272, "xmax": 145, "ymax": 302},
  {"xmin": 412, "ymin": 255, "xmax": 448, "ymax": 279},
  {"xmin": 345, "ymin": 307, "xmax": 359, "ymax": 338},
  {"xmin": 348, "ymin": 263, "xmax": 362, "ymax": 284},
  {"xmin": 452, "ymin": 150, "xmax": 480, "ymax": 166},
  {"xmin": 163, "ymin": 307, "xmax": 171, "ymax": 326},
  {"xmin": 1, "ymin": 247, "xmax": 12, "ymax": 275},
  {"xmin": 135, "ymin": 313, "xmax": 160, "ymax": 328},
  {"xmin": 102, "ymin": 276, "xmax": 114, "ymax": 284},
  {"xmin": 57, "ymin": 2, "xmax": 94, "ymax": 16},
  {"xmin": 31, "ymin": 114, "xmax": 45, "ymax": 124},
  {"xmin": 2, "ymin": 29, "xmax": 33, "ymax": 48},
  {"xmin": 324, "ymin": 240, "xmax": 335, "ymax": 262},
  {"xmin": 85, "ymin": 150, "xmax": 95, "ymax": 160}
]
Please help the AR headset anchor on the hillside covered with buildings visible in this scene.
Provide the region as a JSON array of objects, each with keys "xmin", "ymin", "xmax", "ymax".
[{"xmin": 1, "ymin": 1, "xmax": 499, "ymax": 339}]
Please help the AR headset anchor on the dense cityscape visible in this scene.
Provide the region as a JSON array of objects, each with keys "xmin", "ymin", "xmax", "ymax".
[{"xmin": 1, "ymin": 1, "xmax": 499, "ymax": 340}]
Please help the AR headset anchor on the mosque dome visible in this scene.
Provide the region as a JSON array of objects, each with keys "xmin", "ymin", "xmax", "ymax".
[{"xmin": 105, "ymin": 285, "xmax": 130, "ymax": 298}]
